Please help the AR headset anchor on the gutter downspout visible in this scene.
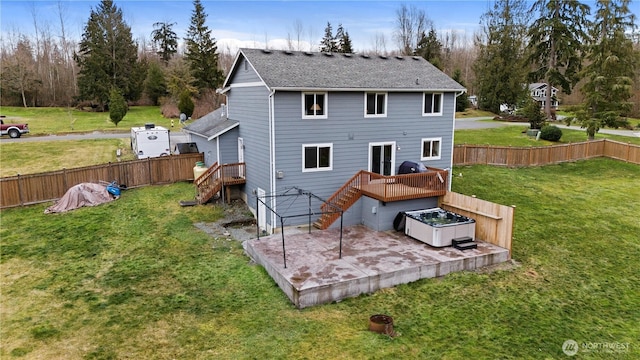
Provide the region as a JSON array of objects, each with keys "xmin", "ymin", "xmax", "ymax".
[
  {"xmin": 450, "ymin": 90, "xmax": 466, "ymax": 192},
  {"xmin": 269, "ymin": 89, "xmax": 276, "ymax": 233}
]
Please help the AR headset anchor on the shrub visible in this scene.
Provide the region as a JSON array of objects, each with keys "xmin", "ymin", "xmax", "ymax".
[
  {"xmin": 178, "ymin": 90, "xmax": 194, "ymax": 118},
  {"xmin": 108, "ymin": 88, "xmax": 128, "ymax": 126},
  {"xmin": 540, "ymin": 125, "xmax": 562, "ymax": 141}
]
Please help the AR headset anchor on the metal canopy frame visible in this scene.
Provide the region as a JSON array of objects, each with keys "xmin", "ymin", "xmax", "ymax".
[{"xmin": 256, "ymin": 187, "xmax": 344, "ymax": 268}]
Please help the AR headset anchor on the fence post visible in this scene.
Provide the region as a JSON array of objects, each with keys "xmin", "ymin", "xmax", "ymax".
[
  {"xmin": 17, "ymin": 174, "xmax": 24, "ymax": 206},
  {"xmin": 626, "ymin": 141, "xmax": 631, "ymax": 163},
  {"xmin": 463, "ymin": 144, "xmax": 467, "ymax": 165},
  {"xmin": 63, "ymin": 168, "xmax": 67, "ymax": 190}
]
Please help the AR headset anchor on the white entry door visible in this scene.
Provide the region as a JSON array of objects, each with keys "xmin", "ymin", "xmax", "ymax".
[{"xmin": 369, "ymin": 142, "xmax": 395, "ymax": 176}]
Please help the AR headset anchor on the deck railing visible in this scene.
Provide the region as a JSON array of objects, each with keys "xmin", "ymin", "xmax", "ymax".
[
  {"xmin": 195, "ymin": 162, "xmax": 246, "ymax": 204},
  {"xmin": 360, "ymin": 168, "xmax": 449, "ymax": 201},
  {"xmin": 322, "ymin": 167, "xmax": 449, "ymax": 210}
]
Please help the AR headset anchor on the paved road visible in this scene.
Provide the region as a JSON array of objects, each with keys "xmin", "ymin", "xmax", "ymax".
[
  {"xmin": 0, "ymin": 129, "xmax": 191, "ymax": 147},
  {"xmin": 455, "ymin": 117, "xmax": 640, "ymax": 137}
]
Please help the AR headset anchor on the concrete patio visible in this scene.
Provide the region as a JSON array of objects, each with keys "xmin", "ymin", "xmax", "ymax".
[{"xmin": 243, "ymin": 225, "xmax": 510, "ymax": 309}]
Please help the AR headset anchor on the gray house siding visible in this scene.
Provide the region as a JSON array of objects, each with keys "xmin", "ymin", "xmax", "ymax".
[
  {"xmin": 231, "ymin": 57, "xmax": 263, "ymax": 84},
  {"xmin": 189, "ymin": 135, "xmax": 218, "ymax": 166},
  {"xmin": 218, "ymin": 127, "xmax": 239, "ymax": 164},
  {"xmin": 227, "ymin": 85, "xmax": 272, "ymax": 219},
  {"xmin": 358, "ymin": 197, "xmax": 438, "ymax": 232},
  {"xmin": 271, "ymin": 90, "xmax": 456, "ymax": 226}
]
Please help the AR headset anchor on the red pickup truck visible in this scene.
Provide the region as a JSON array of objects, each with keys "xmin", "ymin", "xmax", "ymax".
[{"xmin": 0, "ymin": 118, "xmax": 29, "ymax": 138}]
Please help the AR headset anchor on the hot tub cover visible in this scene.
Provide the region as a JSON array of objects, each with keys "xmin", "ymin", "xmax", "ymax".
[{"xmin": 45, "ymin": 183, "xmax": 117, "ymax": 214}]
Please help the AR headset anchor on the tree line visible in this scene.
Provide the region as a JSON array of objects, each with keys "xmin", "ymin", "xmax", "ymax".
[{"xmin": 1, "ymin": 0, "xmax": 638, "ymax": 134}]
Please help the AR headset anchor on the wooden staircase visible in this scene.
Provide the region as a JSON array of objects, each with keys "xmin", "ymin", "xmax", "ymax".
[
  {"xmin": 313, "ymin": 172, "xmax": 364, "ymax": 230},
  {"xmin": 195, "ymin": 162, "xmax": 222, "ymax": 204},
  {"xmin": 312, "ymin": 168, "xmax": 449, "ymax": 230},
  {"xmin": 194, "ymin": 162, "xmax": 246, "ymax": 204}
]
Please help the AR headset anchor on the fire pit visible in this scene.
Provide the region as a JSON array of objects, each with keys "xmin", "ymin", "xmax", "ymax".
[
  {"xmin": 404, "ymin": 208, "xmax": 475, "ymax": 247},
  {"xmin": 369, "ymin": 314, "xmax": 395, "ymax": 336}
]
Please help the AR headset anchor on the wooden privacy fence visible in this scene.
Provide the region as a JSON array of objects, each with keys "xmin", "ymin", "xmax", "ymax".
[
  {"xmin": 439, "ymin": 191, "xmax": 514, "ymax": 257},
  {"xmin": 0, "ymin": 153, "xmax": 204, "ymax": 209},
  {"xmin": 454, "ymin": 139, "xmax": 640, "ymax": 167}
]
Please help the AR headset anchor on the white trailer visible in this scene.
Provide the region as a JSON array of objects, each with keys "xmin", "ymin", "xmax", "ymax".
[{"xmin": 130, "ymin": 124, "xmax": 171, "ymax": 159}]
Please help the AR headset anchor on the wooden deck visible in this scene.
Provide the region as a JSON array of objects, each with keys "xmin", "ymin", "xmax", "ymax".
[
  {"xmin": 355, "ymin": 168, "xmax": 448, "ymax": 202},
  {"xmin": 358, "ymin": 181, "xmax": 446, "ymax": 202}
]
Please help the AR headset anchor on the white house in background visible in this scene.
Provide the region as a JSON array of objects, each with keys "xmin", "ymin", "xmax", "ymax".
[{"xmin": 529, "ymin": 83, "xmax": 559, "ymax": 109}]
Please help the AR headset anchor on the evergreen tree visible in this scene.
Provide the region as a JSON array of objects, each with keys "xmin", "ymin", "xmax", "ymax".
[
  {"xmin": 178, "ymin": 90, "xmax": 195, "ymax": 118},
  {"xmin": 527, "ymin": 0, "xmax": 591, "ymax": 118},
  {"xmin": 320, "ymin": 22, "xmax": 338, "ymax": 52},
  {"xmin": 144, "ymin": 61, "xmax": 168, "ymax": 106},
  {"xmin": 108, "ymin": 87, "xmax": 127, "ymax": 126},
  {"xmin": 184, "ymin": 0, "xmax": 223, "ymax": 91},
  {"xmin": 415, "ymin": 27, "xmax": 443, "ymax": 69},
  {"xmin": 473, "ymin": 0, "xmax": 529, "ymax": 114},
  {"xmin": 151, "ymin": 21, "xmax": 178, "ymax": 65},
  {"xmin": 580, "ymin": 0, "xmax": 638, "ymax": 137},
  {"xmin": 335, "ymin": 24, "xmax": 353, "ymax": 53},
  {"xmin": 521, "ymin": 96, "xmax": 546, "ymax": 129},
  {"xmin": 74, "ymin": 0, "xmax": 142, "ymax": 110},
  {"xmin": 452, "ymin": 69, "xmax": 470, "ymax": 112}
]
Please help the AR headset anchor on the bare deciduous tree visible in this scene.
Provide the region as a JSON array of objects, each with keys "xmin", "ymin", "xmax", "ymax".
[{"xmin": 394, "ymin": 3, "xmax": 431, "ymax": 55}]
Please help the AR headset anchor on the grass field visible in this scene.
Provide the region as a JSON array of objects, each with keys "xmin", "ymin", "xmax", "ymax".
[
  {"xmin": 0, "ymin": 106, "xmax": 173, "ymax": 135},
  {"xmin": 1, "ymin": 158, "xmax": 638, "ymax": 359},
  {"xmin": 455, "ymin": 125, "xmax": 640, "ymax": 146},
  {"xmin": 0, "ymin": 139, "xmax": 136, "ymax": 177}
]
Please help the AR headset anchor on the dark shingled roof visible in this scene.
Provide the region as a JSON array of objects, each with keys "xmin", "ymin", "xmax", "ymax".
[
  {"xmin": 227, "ymin": 48, "xmax": 465, "ymax": 91},
  {"xmin": 183, "ymin": 106, "xmax": 238, "ymax": 139}
]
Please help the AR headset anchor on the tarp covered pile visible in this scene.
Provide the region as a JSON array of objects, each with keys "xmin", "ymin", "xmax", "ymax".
[{"xmin": 45, "ymin": 183, "xmax": 117, "ymax": 214}]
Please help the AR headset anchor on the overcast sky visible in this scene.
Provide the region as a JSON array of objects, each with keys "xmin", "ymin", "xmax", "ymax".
[{"xmin": 1, "ymin": 0, "xmax": 636, "ymax": 54}]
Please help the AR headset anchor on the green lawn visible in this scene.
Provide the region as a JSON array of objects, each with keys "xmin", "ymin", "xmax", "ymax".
[
  {"xmin": 0, "ymin": 139, "xmax": 136, "ymax": 177},
  {"xmin": 1, "ymin": 158, "xmax": 638, "ymax": 359},
  {"xmin": 455, "ymin": 125, "xmax": 640, "ymax": 146},
  {"xmin": 0, "ymin": 106, "xmax": 172, "ymax": 135}
]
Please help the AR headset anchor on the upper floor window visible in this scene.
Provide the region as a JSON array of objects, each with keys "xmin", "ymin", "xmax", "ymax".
[
  {"xmin": 303, "ymin": 143, "xmax": 333, "ymax": 172},
  {"xmin": 365, "ymin": 92, "xmax": 387, "ymax": 117},
  {"xmin": 302, "ymin": 92, "xmax": 327, "ymax": 119},
  {"xmin": 421, "ymin": 137, "xmax": 442, "ymax": 160},
  {"xmin": 423, "ymin": 93, "xmax": 442, "ymax": 116}
]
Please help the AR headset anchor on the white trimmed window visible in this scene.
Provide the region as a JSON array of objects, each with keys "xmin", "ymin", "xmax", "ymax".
[
  {"xmin": 423, "ymin": 93, "xmax": 443, "ymax": 116},
  {"xmin": 303, "ymin": 143, "xmax": 333, "ymax": 172},
  {"xmin": 365, "ymin": 92, "xmax": 387, "ymax": 117},
  {"xmin": 302, "ymin": 92, "xmax": 327, "ymax": 119},
  {"xmin": 421, "ymin": 137, "xmax": 442, "ymax": 160}
]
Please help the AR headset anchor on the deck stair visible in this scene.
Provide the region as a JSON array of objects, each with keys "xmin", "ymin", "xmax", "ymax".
[
  {"xmin": 452, "ymin": 236, "xmax": 477, "ymax": 251},
  {"xmin": 313, "ymin": 173, "xmax": 364, "ymax": 230},
  {"xmin": 194, "ymin": 162, "xmax": 246, "ymax": 204},
  {"xmin": 313, "ymin": 168, "xmax": 449, "ymax": 230}
]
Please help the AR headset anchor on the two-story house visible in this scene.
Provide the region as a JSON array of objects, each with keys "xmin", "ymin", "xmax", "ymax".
[
  {"xmin": 184, "ymin": 48, "xmax": 465, "ymax": 234},
  {"xmin": 529, "ymin": 82, "xmax": 559, "ymax": 109}
]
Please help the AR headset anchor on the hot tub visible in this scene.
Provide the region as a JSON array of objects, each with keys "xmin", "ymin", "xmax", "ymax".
[{"xmin": 404, "ymin": 208, "xmax": 475, "ymax": 247}]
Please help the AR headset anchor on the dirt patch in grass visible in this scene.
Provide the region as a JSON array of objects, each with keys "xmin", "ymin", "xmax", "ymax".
[
  {"xmin": 472, "ymin": 258, "xmax": 521, "ymax": 274},
  {"xmin": 193, "ymin": 200, "xmax": 257, "ymax": 242}
]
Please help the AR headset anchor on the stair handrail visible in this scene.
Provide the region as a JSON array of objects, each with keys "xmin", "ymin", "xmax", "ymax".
[
  {"xmin": 195, "ymin": 162, "xmax": 220, "ymax": 187},
  {"xmin": 321, "ymin": 170, "xmax": 366, "ymax": 213}
]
